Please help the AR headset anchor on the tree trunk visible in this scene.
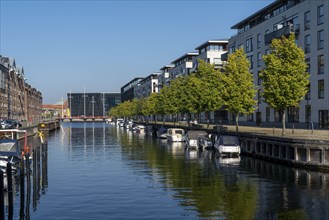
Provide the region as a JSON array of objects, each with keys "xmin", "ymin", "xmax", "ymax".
[
  {"xmin": 235, "ymin": 114, "xmax": 239, "ymax": 132},
  {"xmin": 282, "ymin": 111, "xmax": 286, "ymax": 136}
]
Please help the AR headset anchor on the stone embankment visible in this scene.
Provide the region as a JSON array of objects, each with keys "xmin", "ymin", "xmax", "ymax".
[{"xmin": 149, "ymin": 122, "xmax": 329, "ymax": 171}]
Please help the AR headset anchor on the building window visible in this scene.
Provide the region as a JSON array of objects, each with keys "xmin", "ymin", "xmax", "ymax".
[
  {"xmin": 304, "ymin": 11, "xmax": 310, "ymax": 30},
  {"xmin": 274, "ymin": 110, "xmax": 282, "ymax": 122},
  {"xmin": 247, "ymin": 55, "xmax": 253, "ymax": 69},
  {"xmin": 247, "ymin": 113, "xmax": 254, "ymax": 122},
  {"xmin": 257, "ymin": 71, "xmax": 262, "ymax": 85},
  {"xmin": 317, "ymin": 5, "xmax": 324, "ymax": 25},
  {"xmin": 266, "ymin": 107, "xmax": 270, "ymax": 122},
  {"xmin": 229, "ymin": 45, "xmax": 235, "ymax": 54},
  {"xmin": 288, "ymin": 107, "xmax": 299, "ymax": 122},
  {"xmin": 305, "ymin": 84, "xmax": 311, "ymax": 100},
  {"xmin": 319, "ymin": 110, "xmax": 329, "ymax": 128},
  {"xmin": 304, "ymin": 35, "xmax": 310, "ymax": 53},
  {"xmin": 246, "ymin": 37, "xmax": 253, "ymax": 52},
  {"xmin": 257, "ymin": 33, "xmax": 261, "ymax": 48},
  {"xmin": 305, "ymin": 58, "xmax": 310, "ymax": 73},
  {"xmin": 257, "ymin": 52, "xmax": 262, "ymax": 67},
  {"xmin": 305, "ymin": 105, "xmax": 311, "ymax": 123},
  {"xmin": 257, "ymin": 89, "xmax": 261, "ymax": 104},
  {"xmin": 318, "ymin": 30, "xmax": 324, "ymax": 49},
  {"xmin": 318, "ymin": 55, "xmax": 324, "ymax": 74},
  {"xmin": 318, "ymin": 79, "xmax": 324, "ymax": 99}
]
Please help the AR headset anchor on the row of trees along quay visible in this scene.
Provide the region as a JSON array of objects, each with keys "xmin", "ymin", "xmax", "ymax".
[{"xmin": 110, "ymin": 34, "xmax": 309, "ymax": 136}]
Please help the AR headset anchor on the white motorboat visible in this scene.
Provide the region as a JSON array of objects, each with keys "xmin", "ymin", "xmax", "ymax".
[
  {"xmin": 213, "ymin": 135, "xmax": 241, "ymax": 156},
  {"xmin": 184, "ymin": 130, "xmax": 208, "ymax": 149},
  {"xmin": 166, "ymin": 128, "xmax": 185, "ymax": 142},
  {"xmin": 1, "ymin": 129, "xmax": 27, "ymax": 190}
]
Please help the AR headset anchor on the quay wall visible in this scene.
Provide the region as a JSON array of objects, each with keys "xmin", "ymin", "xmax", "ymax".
[{"xmin": 147, "ymin": 122, "xmax": 329, "ymax": 171}]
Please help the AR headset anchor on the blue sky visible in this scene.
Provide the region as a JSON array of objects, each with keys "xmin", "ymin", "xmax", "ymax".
[{"xmin": 0, "ymin": 0, "xmax": 273, "ymax": 104}]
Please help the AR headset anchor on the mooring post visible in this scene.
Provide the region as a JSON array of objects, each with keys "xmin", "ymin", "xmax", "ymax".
[
  {"xmin": 0, "ymin": 169, "xmax": 5, "ymax": 220},
  {"xmin": 20, "ymin": 158, "xmax": 25, "ymax": 219},
  {"xmin": 7, "ymin": 162, "xmax": 14, "ymax": 216}
]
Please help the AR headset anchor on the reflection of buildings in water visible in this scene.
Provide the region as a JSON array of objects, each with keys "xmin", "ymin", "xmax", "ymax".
[{"xmin": 241, "ymin": 157, "xmax": 329, "ymax": 220}]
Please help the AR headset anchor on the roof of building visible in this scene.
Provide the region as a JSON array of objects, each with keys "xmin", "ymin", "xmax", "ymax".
[
  {"xmin": 160, "ymin": 64, "xmax": 175, "ymax": 71},
  {"xmin": 171, "ymin": 52, "xmax": 199, "ymax": 64},
  {"xmin": 195, "ymin": 39, "xmax": 229, "ymax": 50},
  {"xmin": 121, "ymin": 77, "xmax": 144, "ymax": 90},
  {"xmin": 231, "ymin": 0, "xmax": 281, "ymax": 29}
]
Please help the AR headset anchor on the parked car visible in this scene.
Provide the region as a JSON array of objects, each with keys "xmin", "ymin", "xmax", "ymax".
[{"xmin": 0, "ymin": 119, "xmax": 22, "ymax": 129}]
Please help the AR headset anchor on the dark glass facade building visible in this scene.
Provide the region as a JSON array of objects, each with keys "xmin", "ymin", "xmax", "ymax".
[{"xmin": 67, "ymin": 92, "xmax": 121, "ymax": 117}]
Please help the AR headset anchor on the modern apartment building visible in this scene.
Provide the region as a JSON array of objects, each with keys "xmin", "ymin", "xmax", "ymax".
[
  {"xmin": 228, "ymin": 0, "xmax": 328, "ymax": 128},
  {"xmin": 192, "ymin": 39, "xmax": 228, "ymax": 71},
  {"xmin": 121, "ymin": 77, "xmax": 144, "ymax": 102},
  {"xmin": 169, "ymin": 52, "xmax": 199, "ymax": 79},
  {"xmin": 134, "ymin": 73, "xmax": 160, "ymax": 99},
  {"xmin": 0, "ymin": 55, "xmax": 43, "ymax": 122}
]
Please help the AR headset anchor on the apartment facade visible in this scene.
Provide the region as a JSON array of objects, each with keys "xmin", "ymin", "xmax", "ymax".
[
  {"xmin": 134, "ymin": 73, "xmax": 160, "ymax": 99},
  {"xmin": 228, "ymin": 0, "xmax": 328, "ymax": 128},
  {"xmin": 192, "ymin": 39, "xmax": 228, "ymax": 72},
  {"xmin": 0, "ymin": 55, "xmax": 43, "ymax": 122},
  {"xmin": 121, "ymin": 77, "xmax": 144, "ymax": 102}
]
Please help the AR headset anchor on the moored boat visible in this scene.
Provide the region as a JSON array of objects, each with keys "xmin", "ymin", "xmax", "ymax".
[
  {"xmin": 213, "ymin": 135, "xmax": 240, "ymax": 156},
  {"xmin": 184, "ymin": 130, "xmax": 208, "ymax": 149},
  {"xmin": 166, "ymin": 128, "xmax": 185, "ymax": 142}
]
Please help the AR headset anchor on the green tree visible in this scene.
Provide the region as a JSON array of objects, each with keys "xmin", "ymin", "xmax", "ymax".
[
  {"xmin": 194, "ymin": 59, "xmax": 225, "ymax": 125},
  {"xmin": 261, "ymin": 34, "xmax": 309, "ymax": 136},
  {"xmin": 142, "ymin": 93, "xmax": 158, "ymax": 122},
  {"xmin": 223, "ymin": 48, "xmax": 257, "ymax": 132}
]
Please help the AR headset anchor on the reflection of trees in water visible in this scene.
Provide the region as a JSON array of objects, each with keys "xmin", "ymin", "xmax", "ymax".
[
  {"xmin": 117, "ymin": 127, "xmax": 329, "ymax": 220},
  {"xmin": 118, "ymin": 129, "xmax": 258, "ymax": 220}
]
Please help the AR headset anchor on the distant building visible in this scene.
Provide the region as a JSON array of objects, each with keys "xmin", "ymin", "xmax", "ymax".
[
  {"xmin": 134, "ymin": 73, "xmax": 160, "ymax": 99},
  {"xmin": 228, "ymin": 0, "xmax": 329, "ymax": 128},
  {"xmin": 67, "ymin": 92, "xmax": 121, "ymax": 117},
  {"xmin": 0, "ymin": 55, "xmax": 43, "ymax": 122},
  {"xmin": 193, "ymin": 39, "xmax": 228, "ymax": 71},
  {"xmin": 121, "ymin": 77, "xmax": 144, "ymax": 102},
  {"xmin": 169, "ymin": 52, "xmax": 199, "ymax": 79}
]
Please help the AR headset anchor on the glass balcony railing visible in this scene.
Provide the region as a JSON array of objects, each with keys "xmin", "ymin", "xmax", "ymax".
[{"xmin": 264, "ymin": 24, "xmax": 300, "ymax": 45}]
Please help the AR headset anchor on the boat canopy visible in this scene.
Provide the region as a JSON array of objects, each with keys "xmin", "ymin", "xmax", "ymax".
[
  {"xmin": 218, "ymin": 136, "xmax": 239, "ymax": 146},
  {"xmin": 186, "ymin": 130, "xmax": 208, "ymax": 139},
  {"xmin": 0, "ymin": 139, "xmax": 20, "ymax": 157}
]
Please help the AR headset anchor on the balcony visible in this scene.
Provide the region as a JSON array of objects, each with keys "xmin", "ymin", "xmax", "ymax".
[{"xmin": 264, "ymin": 24, "xmax": 300, "ymax": 45}]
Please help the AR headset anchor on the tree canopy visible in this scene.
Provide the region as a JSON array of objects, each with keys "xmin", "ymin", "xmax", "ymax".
[
  {"xmin": 261, "ymin": 34, "xmax": 309, "ymax": 135},
  {"xmin": 223, "ymin": 48, "xmax": 257, "ymax": 131}
]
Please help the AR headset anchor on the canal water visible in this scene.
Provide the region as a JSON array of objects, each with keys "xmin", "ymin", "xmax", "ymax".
[{"xmin": 5, "ymin": 122, "xmax": 329, "ymax": 219}]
